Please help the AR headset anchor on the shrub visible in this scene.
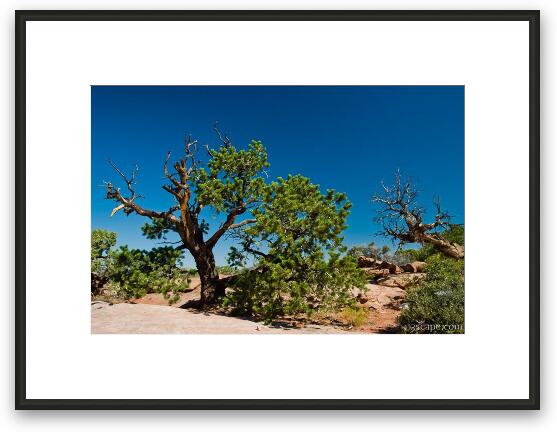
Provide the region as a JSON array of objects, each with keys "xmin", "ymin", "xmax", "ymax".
[
  {"xmin": 341, "ymin": 307, "xmax": 368, "ymax": 327},
  {"xmin": 442, "ymin": 224, "xmax": 464, "ymax": 245},
  {"xmin": 91, "ymin": 229, "xmax": 118, "ymax": 295},
  {"xmin": 91, "ymin": 229, "xmax": 117, "ymax": 277},
  {"xmin": 396, "ymin": 245, "xmax": 436, "ymax": 263},
  {"xmin": 348, "ymin": 242, "xmax": 412, "ymax": 266},
  {"xmin": 110, "ymin": 246, "xmax": 189, "ymax": 303},
  {"xmin": 224, "ymin": 253, "xmax": 365, "ymax": 323},
  {"xmin": 348, "ymin": 242, "xmax": 391, "ymax": 260},
  {"xmin": 223, "ymin": 175, "xmax": 366, "ymax": 323},
  {"xmin": 399, "ymin": 254, "xmax": 464, "ymax": 334},
  {"xmin": 182, "ymin": 268, "xmax": 198, "ymax": 276}
]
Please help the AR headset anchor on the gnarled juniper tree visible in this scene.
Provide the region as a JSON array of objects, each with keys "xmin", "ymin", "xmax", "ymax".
[
  {"xmin": 372, "ymin": 170, "xmax": 464, "ymax": 259},
  {"xmin": 104, "ymin": 127, "xmax": 268, "ymax": 305}
]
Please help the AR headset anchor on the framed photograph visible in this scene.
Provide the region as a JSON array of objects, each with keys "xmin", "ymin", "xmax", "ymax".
[{"xmin": 15, "ymin": 10, "xmax": 540, "ymax": 409}]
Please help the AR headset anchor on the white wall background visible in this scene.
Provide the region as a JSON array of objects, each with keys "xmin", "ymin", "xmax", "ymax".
[{"xmin": 0, "ymin": 0, "xmax": 553, "ymax": 430}]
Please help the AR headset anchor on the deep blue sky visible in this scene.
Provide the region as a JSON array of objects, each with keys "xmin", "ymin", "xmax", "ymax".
[{"xmin": 92, "ymin": 86, "xmax": 464, "ymax": 266}]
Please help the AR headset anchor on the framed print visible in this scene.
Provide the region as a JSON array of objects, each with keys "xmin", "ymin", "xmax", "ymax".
[{"xmin": 15, "ymin": 10, "xmax": 540, "ymax": 409}]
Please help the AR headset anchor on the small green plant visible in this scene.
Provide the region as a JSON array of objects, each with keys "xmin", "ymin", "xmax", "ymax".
[
  {"xmin": 442, "ymin": 224, "xmax": 464, "ymax": 246},
  {"xmin": 341, "ymin": 307, "xmax": 368, "ymax": 327},
  {"xmin": 91, "ymin": 229, "xmax": 118, "ymax": 295},
  {"xmin": 110, "ymin": 246, "xmax": 189, "ymax": 303},
  {"xmin": 348, "ymin": 241, "xmax": 418, "ymax": 266},
  {"xmin": 395, "ymin": 245, "xmax": 435, "ymax": 263},
  {"xmin": 399, "ymin": 254, "xmax": 464, "ymax": 334},
  {"xmin": 91, "ymin": 229, "xmax": 117, "ymax": 276}
]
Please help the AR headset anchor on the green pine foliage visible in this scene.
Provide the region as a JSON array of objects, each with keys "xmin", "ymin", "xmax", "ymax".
[
  {"xmin": 138, "ymin": 139, "xmax": 269, "ymax": 244},
  {"xmin": 223, "ymin": 175, "xmax": 366, "ymax": 322},
  {"xmin": 194, "ymin": 140, "xmax": 269, "ymax": 213},
  {"xmin": 110, "ymin": 246, "xmax": 189, "ymax": 303},
  {"xmin": 399, "ymin": 254, "xmax": 464, "ymax": 334},
  {"xmin": 91, "ymin": 229, "xmax": 117, "ymax": 277},
  {"xmin": 215, "ymin": 265, "xmax": 236, "ymax": 275},
  {"xmin": 141, "ymin": 217, "xmax": 177, "ymax": 240}
]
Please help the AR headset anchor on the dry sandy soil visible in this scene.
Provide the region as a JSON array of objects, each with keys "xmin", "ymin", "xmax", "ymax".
[
  {"xmin": 91, "ymin": 276, "xmax": 405, "ymax": 334},
  {"xmin": 91, "ymin": 303, "xmax": 349, "ymax": 334}
]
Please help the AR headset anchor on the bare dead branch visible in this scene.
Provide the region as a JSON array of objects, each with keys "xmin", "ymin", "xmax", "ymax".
[
  {"xmin": 107, "ymin": 158, "xmax": 138, "ymax": 201},
  {"xmin": 373, "ymin": 171, "xmax": 463, "ymax": 259},
  {"xmin": 105, "ymin": 126, "xmax": 262, "ymax": 305},
  {"xmin": 155, "ymin": 239, "xmax": 184, "ymax": 246},
  {"xmin": 229, "ymin": 218, "xmax": 257, "ymax": 230},
  {"xmin": 213, "ymin": 121, "xmax": 232, "ymax": 147},
  {"xmin": 105, "ymin": 158, "xmax": 180, "ymax": 223}
]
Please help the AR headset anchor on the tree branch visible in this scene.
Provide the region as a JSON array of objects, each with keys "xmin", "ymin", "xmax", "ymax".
[
  {"xmin": 205, "ymin": 206, "xmax": 248, "ymax": 248},
  {"xmin": 105, "ymin": 159, "xmax": 179, "ymax": 224},
  {"xmin": 213, "ymin": 121, "xmax": 232, "ymax": 147},
  {"xmin": 229, "ymin": 218, "xmax": 256, "ymax": 230},
  {"xmin": 244, "ymin": 245, "xmax": 269, "ymax": 259},
  {"xmin": 372, "ymin": 171, "xmax": 463, "ymax": 259},
  {"xmin": 107, "ymin": 158, "xmax": 138, "ymax": 200}
]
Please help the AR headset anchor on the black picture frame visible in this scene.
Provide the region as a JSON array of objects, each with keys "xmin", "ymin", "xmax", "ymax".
[{"xmin": 15, "ymin": 9, "xmax": 540, "ymax": 410}]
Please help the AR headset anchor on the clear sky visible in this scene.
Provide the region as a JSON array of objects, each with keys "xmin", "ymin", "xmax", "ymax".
[{"xmin": 92, "ymin": 86, "xmax": 464, "ymax": 267}]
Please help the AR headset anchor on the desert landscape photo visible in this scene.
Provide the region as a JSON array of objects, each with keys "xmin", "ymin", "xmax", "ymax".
[{"xmin": 91, "ymin": 85, "xmax": 464, "ymax": 334}]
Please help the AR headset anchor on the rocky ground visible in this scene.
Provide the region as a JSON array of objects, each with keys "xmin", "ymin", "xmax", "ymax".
[{"xmin": 91, "ymin": 261, "xmax": 425, "ymax": 334}]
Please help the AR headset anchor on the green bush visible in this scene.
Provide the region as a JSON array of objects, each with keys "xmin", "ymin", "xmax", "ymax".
[
  {"xmin": 110, "ymin": 246, "xmax": 189, "ymax": 303},
  {"xmin": 91, "ymin": 229, "xmax": 117, "ymax": 276},
  {"xmin": 396, "ymin": 245, "xmax": 436, "ymax": 263},
  {"xmin": 348, "ymin": 241, "xmax": 418, "ymax": 266},
  {"xmin": 348, "ymin": 242, "xmax": 391, "ymax": 259},
  {"xmin": 222, "ymin": 175, "xmax": 366, "ymax": 323},
  {"xmin": 442, "ymin": 224, "xmax": 464, "ymax": 245},
  {"xmin": 399, "ymin": 254, "xmax": 464, "ymax": 334},
  {"xmin": 183, "ymin": 268, "xmax": 199, "ymax": 276},
  {"xmin": 341, "ymin": 307, "xmax": 368, "ymax": 327},
  {"xmin": 224, "ymin": 253, "xmax": 364, "ymax": 323}
]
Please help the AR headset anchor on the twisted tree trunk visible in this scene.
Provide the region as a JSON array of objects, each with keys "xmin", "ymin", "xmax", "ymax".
[
  {"xmin": 419, "ymin": 233, "xmax": 464, "ymax": 259},
  {"xmin": 373, "ymin": 171, "xmax": 464, "ymax": 260},
  {"xmin": 104, "ymin": 130, "xmax": 264, "ymax": 308},
  {"xmin": 193, "ymin": 247, "xmax": 225, "ymax": 305}
]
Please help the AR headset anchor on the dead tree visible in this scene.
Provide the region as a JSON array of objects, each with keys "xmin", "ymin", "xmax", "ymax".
[
  {"xmin": 372, "ymin": 171, "xmax": 464, "ymax": 259},
  {"xmin": 104, "ymin": 128, "xmax": 267, "ymax": 305}
]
